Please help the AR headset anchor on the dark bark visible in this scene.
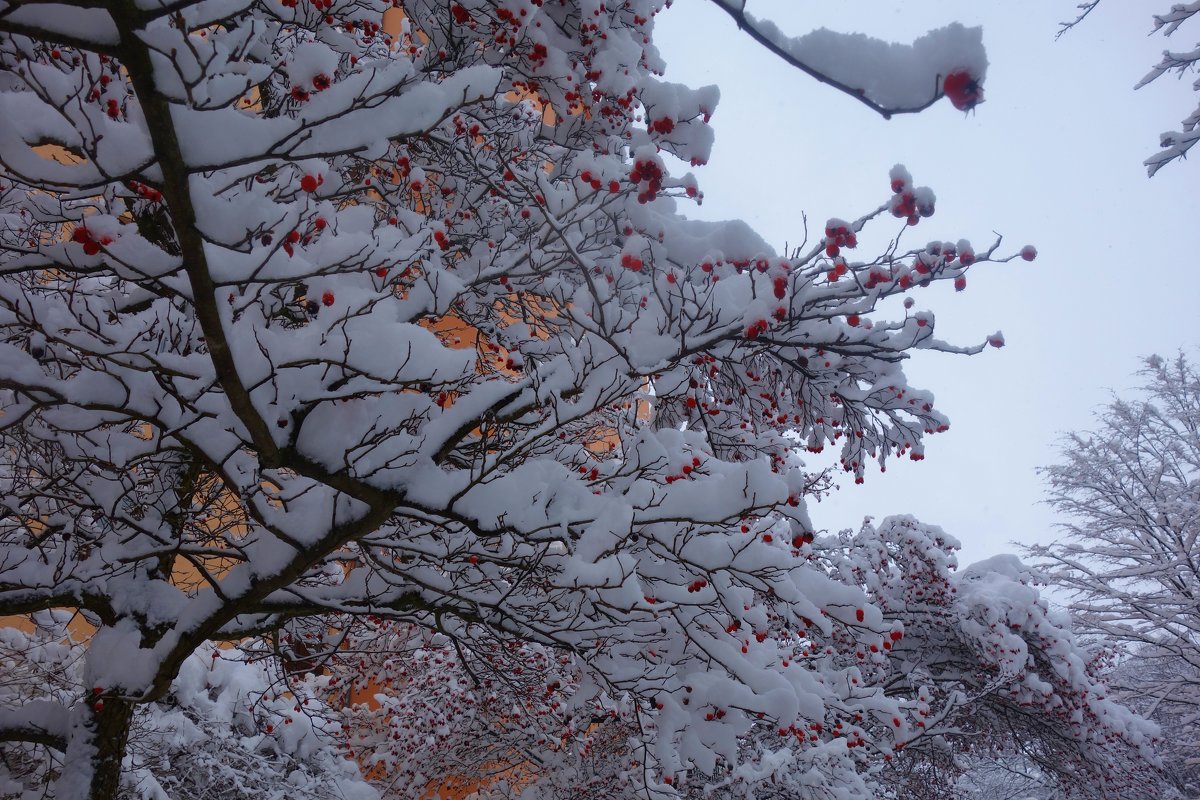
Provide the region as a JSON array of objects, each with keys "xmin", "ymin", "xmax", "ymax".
[{"xmin": 63, "ymin": 696, "xmax": 136, "ymax": 800}]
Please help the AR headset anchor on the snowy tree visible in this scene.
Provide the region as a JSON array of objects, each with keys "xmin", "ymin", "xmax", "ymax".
[
  {"xmin": 1061, "ymin": 2, "xmax": 1200, "ymax": 175},
  {"xmin": 826, "ymin": 517, "xmax": 1160, "ymax": 800},
  {"xmin": 1029, "ymin": 352, "xmax": 1200, "ymax": 796},
  {"xmin": 0, "ymin": 1, "xmax": 1094, "ymax": 798}
]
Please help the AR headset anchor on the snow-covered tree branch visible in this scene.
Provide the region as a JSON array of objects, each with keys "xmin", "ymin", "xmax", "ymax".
[
  {"xmin": 1061, "ymin": 1, "xmax": 1200, "ymax": 174},
  {"xmin": 1139, "ymin": 3, "xmax": 1200, "ymax": 174}
]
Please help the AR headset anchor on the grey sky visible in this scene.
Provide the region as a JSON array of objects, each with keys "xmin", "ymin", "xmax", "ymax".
[{"xmin": 657, "ymin": 1, "xmax": 1199, "ymax": 566}]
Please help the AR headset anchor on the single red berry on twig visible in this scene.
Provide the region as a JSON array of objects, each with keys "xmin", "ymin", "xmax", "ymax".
[{"xmin": 943, "ymin": 70, "xmax": 983, "ymax": 111}]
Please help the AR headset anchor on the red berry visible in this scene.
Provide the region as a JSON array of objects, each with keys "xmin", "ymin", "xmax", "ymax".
[
  {"xmin": 1020, "ymin": 245, "xmax": 1037, "ymax": 262},
  {"xmin": 943, "ymin": 70, "xmax": 983, "ymax": 111},
  {"xmin": 321, "ymin": 290, "xmax": 334, "ymax": 306},
  {"xmin": 855, "ymin": 608, "xmax": 865, "ymax": 622},
  {"xmin": 300, "ymin": 175, "xmax": 319, "ymax": 193},
  {"xmin": 954, "ymin": 276, "xmax": 966, "ymax": 291},
  {"xmin": 846, "ymin": 314, "xmax": 860, "ymax": 327}
]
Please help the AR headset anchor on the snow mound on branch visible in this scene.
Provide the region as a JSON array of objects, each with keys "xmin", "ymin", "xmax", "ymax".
[
  {"xmin": 742, "ymin": 16, "xmax": 986, "ymax": 110},
  {"xmin": 960, "ymin": 553, "xmax": 1042, "ymax": 585}
]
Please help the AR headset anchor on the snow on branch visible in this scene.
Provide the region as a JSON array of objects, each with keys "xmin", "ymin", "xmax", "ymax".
[
  {"xmin": 0, "ymin": 700, "xmax": 69, "ymax": 751},
  {"xmin": 709, "ymin": 1, "xmax": 987, "ymax": 118},
  {"xmin": 1059, "ymin": 1, "xmax": 1200, "ymax": 174},
  {"xmin": 1139, "ymin": 3, "xmax": 1200, "ymax": 177}
]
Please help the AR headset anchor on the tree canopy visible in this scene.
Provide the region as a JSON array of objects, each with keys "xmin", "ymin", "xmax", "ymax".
[{"xmin": 0, "ymin": 1, "xmax": 1167, "ymax": 798}]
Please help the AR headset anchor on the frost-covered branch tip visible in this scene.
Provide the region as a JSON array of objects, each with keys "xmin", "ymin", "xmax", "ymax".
[{"xmin": 1058, "ymin": 1, "xmax": 1200, "ymax": 175}]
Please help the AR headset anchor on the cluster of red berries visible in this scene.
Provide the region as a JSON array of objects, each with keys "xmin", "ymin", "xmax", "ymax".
[
  {"xmin": 127, "ymin": 180, "xmax": 162, "ymax": 203},
  {"xmin": 744, "ymin": 319, "xmax": 769, "ymax": 340},
  {"xmin": 890, "ymin": 189, "xmax": 934, "ymax": 225},
  {"xmin": 71, "ymin": 226, "xmax": 112, "ymax": 255},
  {"xmin": 664, "ymin": 456, "xmax": 703, "ymax": 483},
  {"xmin": 282, "ymin": 229, "xmax": 302, "ymax": 257},
  {"xmin": 578, "ymin": 169, "xmax": 622, "ymax": 194},
  {"xmin": 649, "ymin": 116, "xmax": 674, "ymax": 135},
  {"xmin": 527, "ymin": 42, "xmax": 549, "ymax": 65},
  {"xmin": 620, "ymin": 253, "xmax": 644, "ymax": 270},
  {"xmin": 290, "ymin": 73, "xmax": 333, "ymax": 102},
  {"xmin": 84, "ymin": 63, "xmax": 115, "ymax": 106},
  {"xmin": 826, "ymin": 260, "xmax": 849, "ymax": 283},
  {"xmin": 630, "ymin": 157, "xmax": 664, "ymax": 204},
  {"xmin": 862, "ymin": 268, "xmax": 893, "ymax": 290},
  {"xmin": 823, "ymin": 219, "xmax": 857, "ymax": 258}
]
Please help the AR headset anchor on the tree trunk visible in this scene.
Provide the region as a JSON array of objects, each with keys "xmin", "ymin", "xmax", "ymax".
[
  {"xmin": 91, "ymin": 697, "xmax": 135, "ymax": 800},
  {"xmin": 59, "ymin": 696, "xmax": 136, "ymax": 800}
]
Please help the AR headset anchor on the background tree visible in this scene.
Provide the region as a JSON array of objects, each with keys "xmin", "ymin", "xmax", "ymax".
[
  {"xmin": 827, "ymin": 517, "xmax": 1159, "ymax": 800},
  {"xmin": 0, "ymin": 1, "xmax": 1125, "ymax": 798},
  {"xmin": 1029, "ymin": 352, "xmax": 1200, "ymax": 796}
]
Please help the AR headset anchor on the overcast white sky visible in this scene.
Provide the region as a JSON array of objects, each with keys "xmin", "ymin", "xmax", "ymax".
[{"xmin": 655, "ymin": 1, "xmax": 1199, "ymax": 567}]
